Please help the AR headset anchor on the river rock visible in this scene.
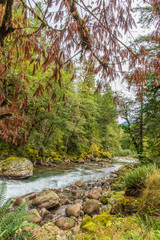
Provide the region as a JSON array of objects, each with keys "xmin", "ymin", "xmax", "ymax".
[
  {"xmin": 55, "ymin": 217, "xmax": 76, "ymax": 230},
  {"xmin": 75, "ymin": 180, "xmax": 84, "ymax": 187},
  {"xmin": 32, "ymin": 189, "xmax": 60, "ymax": 209},
  {"xmin": 78, "ymin": 159, "xmax": 85, "ymax": 164},
  {"xmin": 60, "ymin": 199, "xmax": 71, "ymax": 205},
  {"xmin": 14, "ymin": 192, "xmax": 36, "ymax": 207},
  {"xmin": 65, "ymin": 203, "xmax": 81, "ymax": 217},
  {"xmin": 13, "ymin": 197, "xmax": 26, "ymax": 208},
  {"xmin": 87, "ymin": 188, "xmax": 102, "ymax": 200},
  {"xmin": 39, "ymin": 208, "xmax": 51, "ymax": 218},
  {"xmin": 29, "ymin": 209, "xmax": 42, "ymax": 223},
  {"xmin": 72, "ymin": 225, "xmax": 80, "ymax": 235},
  {"xmin": 82, "ymin": 199, "xmax": 100, "ymax": 216},
  {"xmin": 0, "ymin": 156, "xmax": 33, "ymax": 179},
  {"xmin": 42, "ymin": 222, "xmax": 64, "ymax": 236}
]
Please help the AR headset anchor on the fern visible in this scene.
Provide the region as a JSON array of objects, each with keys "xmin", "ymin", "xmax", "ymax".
[
  {"xmin": 122, "ymin": 164, "xmax": 156, "ymax": 196},
  {"xmin": 0, "ymin": 181, "xmax": 36, "ymax": 240}
]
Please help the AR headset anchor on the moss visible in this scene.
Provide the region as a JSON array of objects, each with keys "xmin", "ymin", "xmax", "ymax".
[
  {"xmin": 100, "ymin": 196, "xmax": 109, "ymax": 205},
  {"xmin": 82, "ymin": 222, "xmax": 97, "ymax": 233},
  {"xmin": 109, "ymin": 196, "xmax": 138, "ymax": 216},
  {"xmin": 81, "ymin": 216, "xmax": 92, "ymax": 228},
  {"xmin": 52, "ymin": 158, "xmax": 62, "ymax": 163},
  {"xmin": 0, "ymin": 156, "xmax": 27, "ymax": 169},
  {"xmin": 93, "ymin": 213, "xmax": 115, "ymax": 226}
]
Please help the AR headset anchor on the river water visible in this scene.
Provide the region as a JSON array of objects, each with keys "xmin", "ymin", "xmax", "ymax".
[{"xmin": 1, "ymin": 158, "xmax": 137, "ymax": 200}]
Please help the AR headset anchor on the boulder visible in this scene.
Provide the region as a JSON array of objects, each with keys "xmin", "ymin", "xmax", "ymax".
[
  {"xmin": 87, "ymin": 188, "xmax": 102, "ymax": 200},
  {"xmin": 82, "ymin": 199, "xmax": 100, "ymax": 216},
  {"xmin": 0, "ymin": 156, "xmax": 33, "ymax": 179},
  {"xmin": 55, "ymin": 217, "xmax": 76, "ymax": 230},
  {"xmin": 32, "ymin": 189, "xmax": 60, "ymax": 209},
  {"xmin": 65, "ymin": 203, "xmax": 81, "ymax": 217},
  {"xmin": 75, "ymin": 180, "xmax": 84, "ymax": 187},
  {"xmin": 29, "ymin": 209, "xmax": 42, "ymax": 223}
]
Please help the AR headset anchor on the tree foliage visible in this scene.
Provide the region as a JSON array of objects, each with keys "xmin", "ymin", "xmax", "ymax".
[{"xmin": 0, "ymin": 0, "xmax": 159, "ymax": 141}]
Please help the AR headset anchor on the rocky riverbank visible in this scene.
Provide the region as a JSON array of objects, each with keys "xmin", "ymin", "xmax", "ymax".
[
  {"xmin": 11, "ymin": 163, "xmax": 137, "ymax": 240},
  {"xmin": 0, "ymin": 155, "xmax": 113, "ymax": 179}
]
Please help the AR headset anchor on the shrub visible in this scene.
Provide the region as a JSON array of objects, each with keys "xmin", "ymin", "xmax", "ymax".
[
  {"xmin": 138, "ymin": 169, "xmax": 160, "ymax": 214},
  {"xmin": 118, "ymin": 149, "xmax": 133, "ymax": 157},
  {"xmin": 123, "ymin": 164, "xmax": 156, "ymax": 196}
]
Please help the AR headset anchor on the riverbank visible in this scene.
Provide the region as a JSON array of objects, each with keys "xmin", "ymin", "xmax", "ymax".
[
  {"xmin": 1, "ymin": 158, "xmax": 137, "ymax": 199},
  {"xmin": 8, "ymin": 161, "xmax": 159, "ymax": 240}
]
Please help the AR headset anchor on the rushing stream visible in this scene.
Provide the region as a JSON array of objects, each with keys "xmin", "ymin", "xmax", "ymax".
[{"xmin": 1, "ymin": 158, "xmax": 137, "ymax": 200}]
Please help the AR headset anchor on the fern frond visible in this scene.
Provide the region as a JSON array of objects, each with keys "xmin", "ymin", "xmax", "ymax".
[{"xmin": 0, "ymin": 180, "xmax": 7, "ymax": 206}]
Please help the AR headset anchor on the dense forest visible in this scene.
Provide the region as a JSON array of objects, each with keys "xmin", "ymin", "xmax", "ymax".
[{"xmin": 0, "ymin": 0, "xmax": 160, "ymax": 239}]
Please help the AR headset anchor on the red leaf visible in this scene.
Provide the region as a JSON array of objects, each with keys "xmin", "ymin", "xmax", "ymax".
[{"xmin": 48, "ymin": 103, "xmax": 51, "ymax": 113}]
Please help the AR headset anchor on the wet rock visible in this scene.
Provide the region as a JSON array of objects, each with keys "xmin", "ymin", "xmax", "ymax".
[
  {"xmin": 13, "ymin": 192, "xmax": 36, "ymax": 207},
  {"xmin": 55, "ymin": 217, "xmax": 76, "ymax": 230},
  {"xmin": 65, "ymin": 203, "xmax": 81, "ymax": 217},
  {"xmin": 32, "ymin": 189, "xmax": 60, "ymax": 209},
  {"xmin": 82, "ymin": 199, "xmax": 100, "ymax": 216},
  {"xmin": 29, "ymin": 209, "xmax": 42, "ymax": 223},
  {"xmin": 0, "ymin": 156, "xmax": 33, "ymax": 179},
  {"xmin": 99, "ymin": 162, "xmax": 113, "ymax": 167},
  {"xmin": 110, "ymin": 173, "xmax": 118, "ymax": 178},
  {"xmin": 13, "ymin": 197, "xmax": 26, "ymax": 208},
  {"xmin": 78, "ymin": 159, "xmax": 85, "ymax": 164},
  {"xmin": 75, "ymin": 180, "xmax": 84, "ymax": 187},
  {"xmin": 87, "ymin": 188, "xmax": 102, "ymax": 200}
]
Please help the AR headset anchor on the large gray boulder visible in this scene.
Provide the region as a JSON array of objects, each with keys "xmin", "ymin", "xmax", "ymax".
[
  {"xmin": 0, "ymin": 156, "xmax": 33, "ymax": 179},
  {"xmin": 32, "ymin": 189, "xmax": 60, "ymax": 209}
]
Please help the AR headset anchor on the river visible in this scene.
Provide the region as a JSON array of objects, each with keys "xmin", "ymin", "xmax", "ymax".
[{"xmin": 1, "ymin": 158, "xmax": 137, "ymax": 200}]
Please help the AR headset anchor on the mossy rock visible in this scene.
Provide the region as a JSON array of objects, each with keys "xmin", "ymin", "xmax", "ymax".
[
  {"xmin": 52, "ymin": 158, "xmax": 62, "ymax": 163},
  {"xmin": 109, "ymin": 196, "xmax": 138, "ymax": 216},
  {"xmin": 32, "ymin": 189, "xmax": 60, "ymax": 209},
  {"xmin": 55, "ymin": 217, "xmax": 75, "ymax": 230},
  {"xmin": 108, "ymin": 191, "xmax": 125, "ymax": 206},
  {"xmin": 82, "ymin": 214, "xmax": 115, "ymax": 233},
  {"xmin": 81, "ymin": 216, "xmax": 92, "ymax": 228},
  {"xmin": 0, "ymin": 156, "xmax": 33, "ymax": 179}
]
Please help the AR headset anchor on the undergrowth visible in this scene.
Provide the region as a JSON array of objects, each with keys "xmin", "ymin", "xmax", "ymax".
[{"xmin": 0, "ymin": 181, "xmax": 36, "ymax": 240}]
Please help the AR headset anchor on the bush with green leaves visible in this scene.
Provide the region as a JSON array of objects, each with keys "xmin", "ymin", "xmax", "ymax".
[
  {"xmin": 0, "ymin": 181, "xmax": 36, "ymax": 240},
  {"xmin": 123, "ymin": 164, "xmax": 156, "ymax": 196}
]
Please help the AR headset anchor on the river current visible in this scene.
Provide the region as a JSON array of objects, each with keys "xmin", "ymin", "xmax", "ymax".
[{"xmin": 1, "ymin": 158, "xmax": 137, "ymax": 200}]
